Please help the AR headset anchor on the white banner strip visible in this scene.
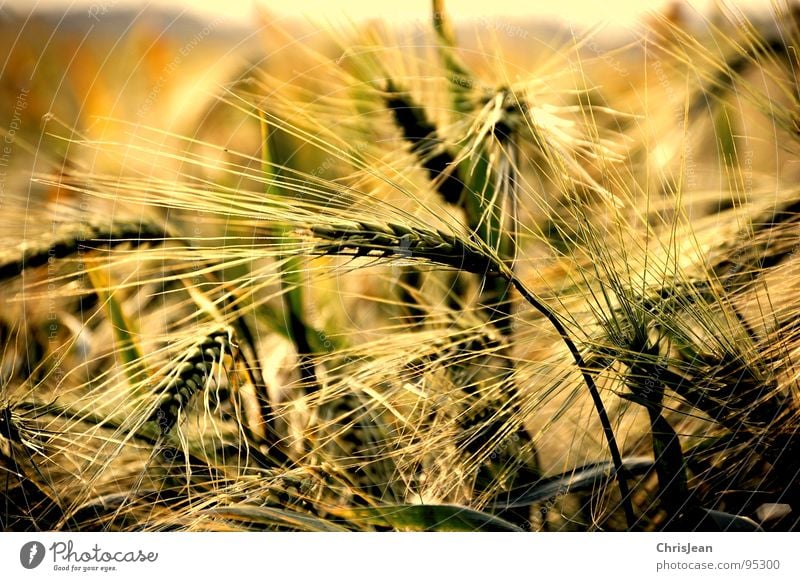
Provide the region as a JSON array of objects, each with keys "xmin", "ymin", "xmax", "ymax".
[{"xmin": 1, "ymin": 532, "xmax": 797, "ymax": 580}]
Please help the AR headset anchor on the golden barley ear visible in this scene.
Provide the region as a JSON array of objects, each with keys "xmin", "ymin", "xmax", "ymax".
[
  {"xmin": 149, "ymin": 327, "xmax": 237, "ymax": 435},
  {"xmin": 383, "ymin": 81, "xmax": 464, "ymax": 205},
  {"xmin": 308, "ymin": 221, "xmax": 500, "ymax": 275},
  {"xmin": 0, "ymin": 218, "xmax": 165, "ymax": 284}
]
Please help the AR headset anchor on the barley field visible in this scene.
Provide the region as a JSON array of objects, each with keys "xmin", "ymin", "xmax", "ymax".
[{"xmin": 1, "ymin": 0, "xmax": 799, "ymax": 532}]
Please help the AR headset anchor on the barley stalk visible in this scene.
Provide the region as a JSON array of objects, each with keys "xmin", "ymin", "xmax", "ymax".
[
  {"xmin": 260, "ymin": 111, "xmax": 320, "ymax": 394},
  {"xmin": 507, "ymin": 277, "xmax": 636, "ymax": 527},
  {"xmin": 431, "ymin": 0, "xmax": 473, "ymax": 112},
  {"xmin": 391, "ymin": 7, "xmax": 539, "ymax": 525}
]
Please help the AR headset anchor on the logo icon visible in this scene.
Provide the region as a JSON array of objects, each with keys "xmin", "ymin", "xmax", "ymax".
[{"xmin": 20, "ymin": 541, "xmax": 46, "ymax": 569}]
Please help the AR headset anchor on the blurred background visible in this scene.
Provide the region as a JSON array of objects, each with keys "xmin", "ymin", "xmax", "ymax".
[
  {"xmin": 2, "ymin": 0, "xmax": 764, "ymax": 27},
  {"xmin": 0, "ymin": 0, "xmax": 777, "ymax": 185}
]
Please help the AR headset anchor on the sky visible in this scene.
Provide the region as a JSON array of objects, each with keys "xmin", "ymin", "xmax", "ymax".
[{"xmin": 0, "ymin": 0, "xmax": 774, "ymax": 30}]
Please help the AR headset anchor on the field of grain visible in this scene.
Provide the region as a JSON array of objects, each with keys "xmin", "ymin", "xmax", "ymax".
[{"xmin": 1, "ymin": 1, "xmax": 799, "ymax": 532}]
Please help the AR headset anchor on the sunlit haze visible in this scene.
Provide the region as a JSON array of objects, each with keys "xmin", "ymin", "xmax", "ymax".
[{"xmin": 1, "ymin": 0, "xmax": 774, "ymax": 30}]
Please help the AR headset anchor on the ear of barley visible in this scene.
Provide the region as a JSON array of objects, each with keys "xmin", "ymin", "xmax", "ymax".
[
  {"xmin": 149, "ymin": 328, "xmax": 237, "ymax": 435},
  {"xmin": 0, "ymin": 218, "xmax": 165, "ymax": 284},
  {"xmin": 308, "ymin": 221, "xmax": 499, "ymax": 276},
  {"xmin": 710, "ymin": 198, "xmax": 800, "ymax": 290},
  {"xmin": 384, "ymin": 82, "xmax": 463, "ymax": 205}
]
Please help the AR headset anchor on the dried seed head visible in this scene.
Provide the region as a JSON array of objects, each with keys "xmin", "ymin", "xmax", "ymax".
[
  {"xmin": 308, "ymin": 221, "xmax": 500, "ymax": 276},
  {"xmin": 0, "ymin": 218, "xmax": 165, "ymax": 284},
  {"xmin": 150, "ymin": 328, "xmax": 237, "ymax": 434}
]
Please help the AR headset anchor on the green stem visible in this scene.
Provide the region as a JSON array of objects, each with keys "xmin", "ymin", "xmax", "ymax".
[{"xmin": 506, "ymin": 274, "xmax": 635, "ymax": 529}]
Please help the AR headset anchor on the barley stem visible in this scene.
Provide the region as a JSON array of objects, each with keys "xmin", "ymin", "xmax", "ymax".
[{"xmin": 507, "ymin": 274, "xmax": 635, "ymax": 529}]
